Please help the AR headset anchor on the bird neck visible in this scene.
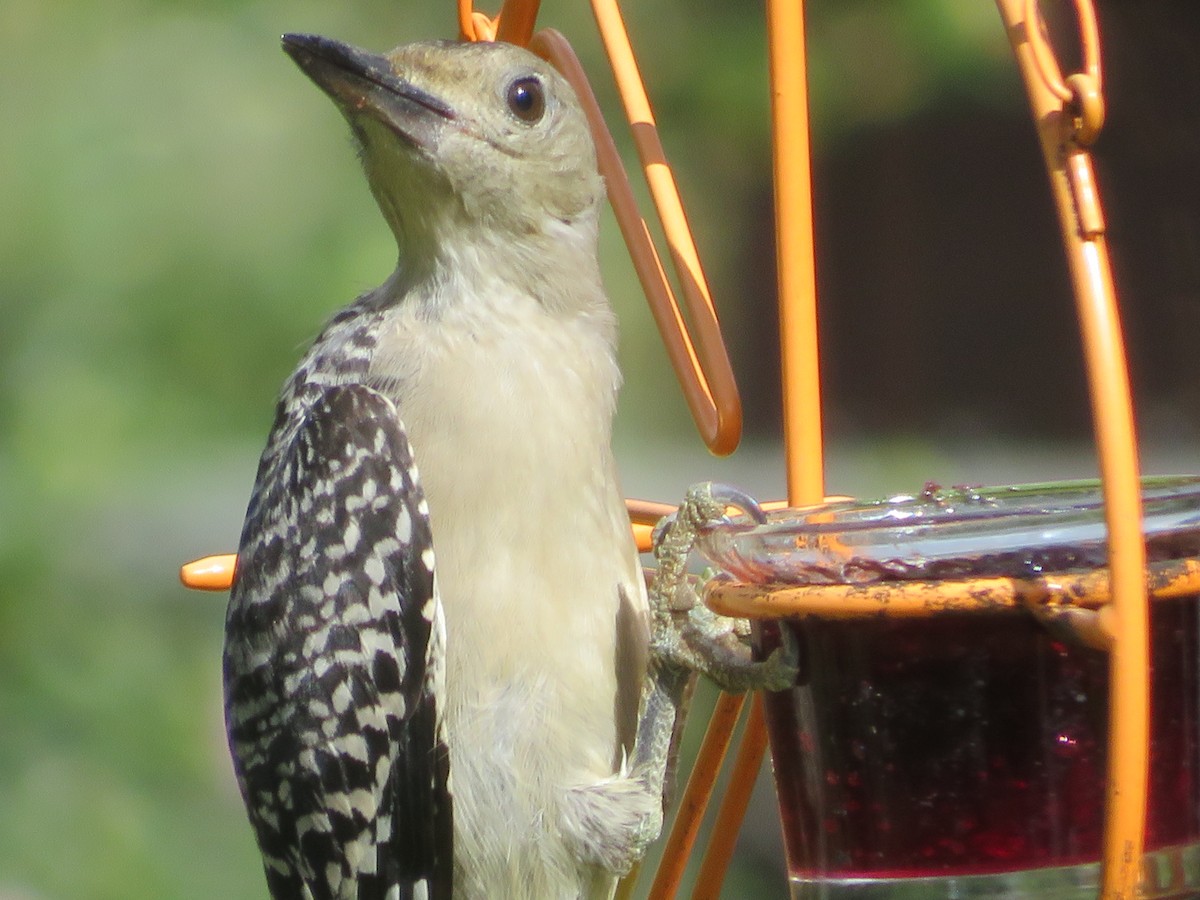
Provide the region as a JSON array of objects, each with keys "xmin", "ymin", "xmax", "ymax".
[{"xmin": 383, "ymin": 202, "xmax": 610, "ymax": 327}]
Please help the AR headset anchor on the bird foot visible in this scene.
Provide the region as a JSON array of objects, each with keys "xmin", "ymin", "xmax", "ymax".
[{"xmin": 648, "ymin": 483, "xmax": 799, "ymax": 693}]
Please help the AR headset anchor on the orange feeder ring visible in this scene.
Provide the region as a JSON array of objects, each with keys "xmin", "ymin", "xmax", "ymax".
[{"xmin": 181, "ymin": 1, "xmax": 1166, "ymax": 897}]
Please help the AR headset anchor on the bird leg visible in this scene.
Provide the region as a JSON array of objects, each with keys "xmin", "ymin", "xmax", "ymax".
[{"xmin": 563, "ymin": 483, "xmax": 799, "ymax": 877}]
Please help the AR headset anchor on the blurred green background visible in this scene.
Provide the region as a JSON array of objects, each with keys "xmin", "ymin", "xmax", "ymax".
[{"xmin": 3, "ymin": 1, "xmax": 1199, "ymax": 897}]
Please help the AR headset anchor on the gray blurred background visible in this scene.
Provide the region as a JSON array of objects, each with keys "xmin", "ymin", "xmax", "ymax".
[{"xmin": 2, "ymin": 0, "xmax": 1199, "ymax": 896}]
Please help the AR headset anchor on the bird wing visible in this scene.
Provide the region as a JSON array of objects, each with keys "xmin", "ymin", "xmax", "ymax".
[{"xmin": 224, "ymin": 383, "xmax": 452, "ymax": 900}]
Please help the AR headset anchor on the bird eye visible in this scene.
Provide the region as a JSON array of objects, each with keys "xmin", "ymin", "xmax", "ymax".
[{"xmin": 506, "ymin": 77, "xmax": 545, "ymax": 123}]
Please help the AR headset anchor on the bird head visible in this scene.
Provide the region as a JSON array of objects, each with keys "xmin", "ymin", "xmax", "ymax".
[{"xmin": 282, "ymin": 34, "xmax": 606, "ymax": 280}]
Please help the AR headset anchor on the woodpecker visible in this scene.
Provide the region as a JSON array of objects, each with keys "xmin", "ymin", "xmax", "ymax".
[
  {"xmin": 224, "ymin": 32, "xmax": 655, "ymax": 899},
  {"xmin": 223, "ymin": 32, "xmax": 793, "ymax": 900}
]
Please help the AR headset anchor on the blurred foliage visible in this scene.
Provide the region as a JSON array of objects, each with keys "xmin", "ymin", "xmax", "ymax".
[{"xmin": 1, "ymin": 0, "xmax": 1192, "ymax": 897}]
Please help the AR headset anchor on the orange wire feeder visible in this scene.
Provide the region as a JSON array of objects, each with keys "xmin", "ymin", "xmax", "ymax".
[{"xmin": 179, "ymin": 1, "xmax": 1200, "ymax": 897}]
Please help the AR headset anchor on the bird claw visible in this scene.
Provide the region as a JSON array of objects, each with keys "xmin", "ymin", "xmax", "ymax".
[{"xmin": 648, "ymin": 483, "xmax": 798, "ymax": 693}]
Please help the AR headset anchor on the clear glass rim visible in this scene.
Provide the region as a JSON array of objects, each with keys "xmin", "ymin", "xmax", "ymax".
[
  {"xmin": 716, "ymin": 475, "xmax": 1200, "ymax": 537},
  {"xmin": 697, "ymin": 475, "xmax": 1200, "ymax": 587}
]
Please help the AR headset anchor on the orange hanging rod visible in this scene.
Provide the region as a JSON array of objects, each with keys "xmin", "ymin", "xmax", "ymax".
[
  {"xmin": 686, "ymin": 0, "xmax": 827, "ymax": 891},
  {"xmin": 994, "ymin": 3, "xmax": 1148, "ymax": 898},
  {"xmin": 768, "ymin": 0, "xmax": 824, "ymax": 507}
]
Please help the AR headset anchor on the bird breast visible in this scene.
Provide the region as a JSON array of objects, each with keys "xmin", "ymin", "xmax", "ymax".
[{"xmin": 368, "ymin": 283, "xmax": 645, "ymax": 893}]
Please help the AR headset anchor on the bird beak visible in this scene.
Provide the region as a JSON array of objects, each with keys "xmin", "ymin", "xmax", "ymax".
[{"xmin": 281, "ymin": 33, "xmax": 455, "ymax": 151}]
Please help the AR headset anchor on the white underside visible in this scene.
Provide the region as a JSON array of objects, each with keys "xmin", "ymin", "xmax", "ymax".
[{"xmin": 371, "ymin": 268, "xmax": 647, "ymax": 899}]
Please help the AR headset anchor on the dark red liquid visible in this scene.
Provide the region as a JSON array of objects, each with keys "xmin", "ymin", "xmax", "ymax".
[{"xmin": 761, "ymin": 595, "xmax": 1200, "ymax": 878}]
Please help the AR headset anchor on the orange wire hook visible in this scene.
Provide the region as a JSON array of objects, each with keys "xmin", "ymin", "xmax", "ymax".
[
  {"xmin": 457, "ymin": 0, "xmax": 539, "ymax": 46},
  {"xmin": 997, "ymin": 5, "xmax": 1146, "ymax": 898},
  {"xmin": 586, "ymin": 0, "xmax": 742, "ymax": 456},
  {"xmin": 461, "ymin": 0, "xmax": 743, "ymax": 457}
]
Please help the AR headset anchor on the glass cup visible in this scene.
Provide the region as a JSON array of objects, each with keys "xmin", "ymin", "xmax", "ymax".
[{"xmin": 698, "ymin": 477, "xmax": 1200, "ymax": 899}]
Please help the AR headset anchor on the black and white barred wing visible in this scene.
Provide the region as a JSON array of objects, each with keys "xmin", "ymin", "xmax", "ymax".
[{"xmin": 224, "ymin": 384, "xmax": 452, "ymax": 900}]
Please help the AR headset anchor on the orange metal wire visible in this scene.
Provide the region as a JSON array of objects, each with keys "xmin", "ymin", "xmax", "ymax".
[
  {"xmin": 180, "ymin": 494, "xmax": 791, "ymax": 588},
  {"xmin": 180, "ymin": 553, "xmax": 238, "ymax": 591},
  {"xmin": 181, "ymin": 494, "xmax": 796, "ymax": 587},
  {"xmin": 586, "ymin": 0, "xmax": 742, "ymax": 456},
  {"xmin": 529, "ymin": 27, "xmax": 741, "ymax": 461},
  {"xmin": 646, "ymin": 691, "xmax": 744, "ymax": 899},
  {"xmin": 684, "ymin": 0, "xmax": 828, "ymax": 890},
  {"xmin": 683, "ymin": 4, "xmax": 1148, "ymax": 894},
  {"xmin": 768, "ymin": 0, "xmax": 825, "ymax": 507},
  {"xmin": 460, "ymin": 0, "xmax": 742, "ymax": 457},
  {"xmin": 181, "ymin": 497, "xmax": 677, "ymax": 587},
  {"xmin": 690, "ymin": 695, "xmax": 769, "ymax": 900},
  {"xmin": 995, "ymin": 3, "xmax": 1148, "ymax": 897},
  {"xmin": 708, "ymin": 557, "xmax": 1200, "ymax": 622},
  {"xmin": 457, "ymin": 0, "xmax": 540, "ymax": 45}
]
